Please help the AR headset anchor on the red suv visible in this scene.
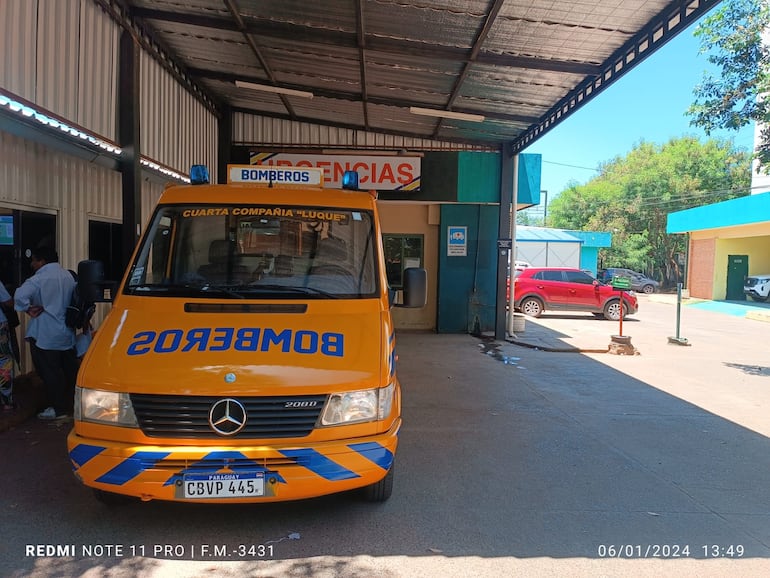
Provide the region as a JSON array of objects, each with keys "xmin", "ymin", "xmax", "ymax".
[{"xmin": 513, "ymin": 267, "xmax": 638, "ymax": 320}]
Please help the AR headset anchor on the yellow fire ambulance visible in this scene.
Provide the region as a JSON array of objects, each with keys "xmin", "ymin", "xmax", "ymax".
[{"xmin": 66, "ymin": 165, "xmax": 426, "ymax": 504}]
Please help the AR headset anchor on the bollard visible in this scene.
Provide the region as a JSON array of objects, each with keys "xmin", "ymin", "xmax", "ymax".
[{"xmin": 667, "ymin": 282, "xmax": 691, "ymax": 346}]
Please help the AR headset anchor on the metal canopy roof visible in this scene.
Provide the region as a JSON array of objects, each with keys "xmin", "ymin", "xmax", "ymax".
[{"xmin": 103, "ymin": 0, "xmax": 721, "ymax": 151}]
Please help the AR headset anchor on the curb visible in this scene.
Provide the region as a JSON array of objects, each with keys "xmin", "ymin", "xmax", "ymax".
[
  {"xmin": 506, "ymin": 337, "xmax": 609, "ymax": 354},
  {"xmin": 746, "ymin": 310, "xmax": 770, "ymax": 323}
]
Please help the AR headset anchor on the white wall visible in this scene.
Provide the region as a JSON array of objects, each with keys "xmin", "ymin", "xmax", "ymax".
[{"xmin": 517, "ymin": 241, "xmax": 581, "ymax": 268}]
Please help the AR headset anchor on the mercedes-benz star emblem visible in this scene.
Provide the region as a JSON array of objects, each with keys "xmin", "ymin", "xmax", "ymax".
[{"xmin": 209, "ymin": 398, "xmax": 247, "ymax": 436}]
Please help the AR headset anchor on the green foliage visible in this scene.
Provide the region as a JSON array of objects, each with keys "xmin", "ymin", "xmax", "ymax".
[
  {"xmin": 516, "ymin": 211, "xmax": 542, "ymax": 226},
  {"xmin": 688, "ymin": 0, "xmax": 770, "ymax": 169},
  {"xmin": 547, "ymin": 137, "xmax": 751, "ymax": 286}
]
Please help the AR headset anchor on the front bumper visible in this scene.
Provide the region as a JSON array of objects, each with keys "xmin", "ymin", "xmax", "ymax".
[
  {"xmin": 744, "ymin": 288, "xmax": 768, "ymax": 299},
  {"xmin": 67, "ymin": 420, "xmax": 399, "ymax": 503}
]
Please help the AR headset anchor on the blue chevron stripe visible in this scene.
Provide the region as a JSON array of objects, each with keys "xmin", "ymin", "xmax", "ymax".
[
  {"xmin": 95, "ymin": 451, "xmax": 171, "ymax": 486},
  {"xmin": 69, "ymin": 444, "xmax": 106, "ymax": 468},
  {"xmin": 279, "ymin": 448, "xmax": 360, "ymax": 481},
  {"xmin": 348, "ymin": 442, "xmax": 393, "ymax": 470}
]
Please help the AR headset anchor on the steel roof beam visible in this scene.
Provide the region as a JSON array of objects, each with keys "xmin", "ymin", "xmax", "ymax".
[
  {"xmin": 96, "ymin": 0, "xmax": 222, "ymax": 118},
  {"xmin": 131, "ymin": 6, "xmax": 600, "ymax": 76},
  {"xmin": 222, "ymin": 0, "xmax": 297, "ymax": 119},
  {"xmin": 355, "ymin": 0, "xmax": 370, "ymax": 130},
  {"xmin": 229, "ymin": 107, "xmax": 502, "ymax": 149},
  {"xmin": 191, "ymin": 68, "xmax": 538, "ymax": 124},
  {"xmin": 510, "ymin": 0, "xmax": 723, "ymax": 152},
  {"xmin": 433, "ymin": 0, "xmax": 507, "ymax": 139}
]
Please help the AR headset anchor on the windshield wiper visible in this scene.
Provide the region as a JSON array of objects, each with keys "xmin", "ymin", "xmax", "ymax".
[
  {"xmin": 249, "ymin": 284, "xmax": 341, "ymax": 299},
  {"xmin": 138, "ymin": 283, "xmax": 247, "ymax": 299},
  {"xmin": 198, "ymin": 284, "xmax": 246, "ymax": 299}
]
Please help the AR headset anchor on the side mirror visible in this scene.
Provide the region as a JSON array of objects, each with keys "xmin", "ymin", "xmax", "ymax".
[{"xmin": 77, "ymin": 260, "xmax": 116, "ymax": 303}]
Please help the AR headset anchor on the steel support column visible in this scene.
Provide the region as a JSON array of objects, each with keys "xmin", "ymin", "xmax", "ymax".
[
  {"xmin": 118, "ymin": 30, "xmax": 142, "ymax": 271},
  {"xmin": 495, "ymin": 142, "xmax": 514, "ymax": 340},
  {"xmin": 217, "ymin": 104, "xmax": 232, "ymax": 185}
]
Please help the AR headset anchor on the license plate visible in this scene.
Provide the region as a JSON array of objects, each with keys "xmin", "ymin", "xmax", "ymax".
[{"xmin": 183, "ymin": 472, "xmax": 265, "ymax": 499}]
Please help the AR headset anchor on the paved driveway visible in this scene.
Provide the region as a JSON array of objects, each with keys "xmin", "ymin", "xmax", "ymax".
[{"xmin": 1, "ymin": 295, "xmax": 770, "ymax": 577}]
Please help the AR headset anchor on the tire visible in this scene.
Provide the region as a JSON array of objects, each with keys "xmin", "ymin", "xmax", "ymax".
[
  {"xmin": 92, "ymin": 488, "xmax": 136, "ymax": 506},
  {"xmin": 361, "ymin": 465, "xmax": 394, "ymax": 502},
  {"xmin": 641, "ymin": 284, "xmax": 655, "ymax": 294},
  {"xmin": 603, "ymin": 299, "xmax": 625, "ymax": 321},
  {"xmin": 520, "ymin": 297, "xmax": 544, "ymax": 318}
]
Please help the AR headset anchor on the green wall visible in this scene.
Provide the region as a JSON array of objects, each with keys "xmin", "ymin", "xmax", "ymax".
[
  {"xmin": 416, "ymin": 151, "xmax": 540, "ymax": 204},
  {"xmin": 437, "ymin": 204, "xmax": 500, "ymax": 333},
  {"xmin": 457, "ymin": 152, "xmax": 501, "ymax": 203}
]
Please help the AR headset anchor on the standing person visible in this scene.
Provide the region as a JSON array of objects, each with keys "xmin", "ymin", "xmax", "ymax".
[
  {"xmin": 0, "ymin": 280, "xmax": 17, "ymax": 411},
  {"xmin": 14, "ymin": 246, "xmax": 79, "ymax": 420}
]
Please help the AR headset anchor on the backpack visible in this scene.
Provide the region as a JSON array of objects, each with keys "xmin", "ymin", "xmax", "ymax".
[{"xmin": 65, "ymin": 270, "xmax": 95, "ymax": 330}]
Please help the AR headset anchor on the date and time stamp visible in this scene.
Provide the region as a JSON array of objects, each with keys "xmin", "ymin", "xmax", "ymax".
[
  {"xmin": 597, "ymin": 544, "xmax": 745, "ymax": 558},
  {"xmin": 25, "ymin": 542, "xmax": 748, "ymax": 560}
]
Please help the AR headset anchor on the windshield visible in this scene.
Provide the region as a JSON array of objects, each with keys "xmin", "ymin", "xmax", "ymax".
[{"xmin": 125, "ymin": 204, "xmax": 379, "ymax": 299}]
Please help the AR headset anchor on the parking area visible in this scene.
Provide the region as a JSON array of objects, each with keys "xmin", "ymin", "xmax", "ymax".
[{"xmin": 2, "ymin": 294, "xmax": 770, "ymax": 576}]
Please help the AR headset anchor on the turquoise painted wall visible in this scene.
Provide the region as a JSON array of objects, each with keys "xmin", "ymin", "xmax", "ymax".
[
  {"xmin": 438, "ymin": 204, "xmax": 500, "ymax": 333},
  {"xmin": 457, "ymin": 152, "xmax": 501, "ymax": 203},
  {"xmin": 517, "ymin": 153, "xmax": 541, "ymax": 206},
  {"xmin": 580, "ymin": 248, "xmax": 600, "ymax": 275},
  {"xmin": 383, "ymin": 151, "xmax": 543, "ymax": 205}
]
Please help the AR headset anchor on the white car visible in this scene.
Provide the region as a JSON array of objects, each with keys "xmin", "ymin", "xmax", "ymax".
[
  {"xmin": 514, "ymin": 260, "xmax": 531, "ymax": 272},
  {"xmin": 744, "ymin": 274, "xmax": 770, "ymax": 302}
]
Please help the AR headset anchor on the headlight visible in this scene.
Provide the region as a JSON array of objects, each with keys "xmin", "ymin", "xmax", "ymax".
[
  {"xmin": 320, "ymin": 382, "xmax": 395, "ymax": 426},
  {"xmin": 75, "ymin": 387, "xmax": 138, "ymax": 427}
]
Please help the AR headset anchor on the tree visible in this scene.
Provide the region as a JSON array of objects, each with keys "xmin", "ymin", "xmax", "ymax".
[
  {"xmin": 547, "ymin": 137, "xmax": 751, "ymax": 286},
  {"xmin": 687, "ymin": 0, "xmax": 770, "ymax": 169}
]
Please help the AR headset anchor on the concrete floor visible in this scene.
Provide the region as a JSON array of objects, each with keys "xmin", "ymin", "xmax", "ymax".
[{"xmin": 2, "ymin": 294, "xmax": 770, "ymax": 576}]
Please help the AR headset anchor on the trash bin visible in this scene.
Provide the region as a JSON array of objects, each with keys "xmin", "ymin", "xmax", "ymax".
[{"xmin": 508, "ymin": 312, "xmax": 526, "ymax": 333}]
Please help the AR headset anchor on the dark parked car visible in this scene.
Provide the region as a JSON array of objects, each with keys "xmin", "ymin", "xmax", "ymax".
[
  {"xmin": 514, "ymin": 267, "xmax": 638, "ymax": 321},
  {"xmin": 598, "ymin": 268, "xmax": 659, "ymax": 294}
]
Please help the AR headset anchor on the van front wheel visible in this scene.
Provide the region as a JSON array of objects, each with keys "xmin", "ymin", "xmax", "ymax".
[{"xmin": 361, "ymin": 465, "xmax": 394, "ymax": 502}]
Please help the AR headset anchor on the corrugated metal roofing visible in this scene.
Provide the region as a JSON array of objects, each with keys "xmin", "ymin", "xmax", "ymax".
[
  {"xmin": 113, "ymin": 0, "xmax": 723, "ymax": 150},
  {"xmin": 517, "ymin": 226, "xmax": 582, "ymax": 243}
]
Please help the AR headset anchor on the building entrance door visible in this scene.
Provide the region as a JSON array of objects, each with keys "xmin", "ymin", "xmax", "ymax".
[{"xmin": 726, "ymin": 254, "xmax": 748, "ymax": 300}]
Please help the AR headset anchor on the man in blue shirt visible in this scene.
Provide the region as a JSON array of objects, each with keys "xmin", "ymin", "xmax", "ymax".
[{"xmin": 14, "ymin": 247, "xmax": 78, "ymax": 420}]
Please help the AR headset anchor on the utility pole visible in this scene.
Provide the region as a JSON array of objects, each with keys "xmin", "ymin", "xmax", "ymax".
[{"xmin": 541, "ymin": 190, "xmax": 548, "ymax": 226}]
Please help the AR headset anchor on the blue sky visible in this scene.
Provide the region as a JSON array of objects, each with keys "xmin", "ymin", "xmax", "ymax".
[{"xmin": 522, "ymin": 18, "xmax": 756, "ymax": 204}]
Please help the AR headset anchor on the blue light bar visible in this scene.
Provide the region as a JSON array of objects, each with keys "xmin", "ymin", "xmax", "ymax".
[
  {"xmin": 190, "ymin": 165, "xmax": 210, "ymax": 185},
  {"xmin": 342, "ymin": 170, "xmax": 359, "ymax": 190}
]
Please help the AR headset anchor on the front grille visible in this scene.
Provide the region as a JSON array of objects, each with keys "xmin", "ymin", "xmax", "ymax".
[
  {"xmin": 745, "ymin": 278, "xmax": 758, "ymax": 287},
  {"xmin": 142, "ymin": 457, "xmax": 299, "ymax": 470},
  {"xmin": 130, "ymin": 394, "xmax": 327, "ymax": 439}
]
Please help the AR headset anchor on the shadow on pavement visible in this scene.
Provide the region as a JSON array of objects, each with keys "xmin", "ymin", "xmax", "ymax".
[{"xmin": 2, "ymin": 331, "xmax": 770, "ymax": 577}]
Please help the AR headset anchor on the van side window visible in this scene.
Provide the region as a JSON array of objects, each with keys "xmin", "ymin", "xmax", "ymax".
[{"xmin": 383, "ymin": 235, "xmax": 423, "ymax": 289}]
